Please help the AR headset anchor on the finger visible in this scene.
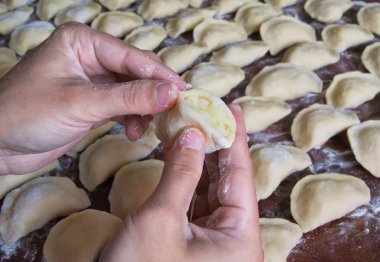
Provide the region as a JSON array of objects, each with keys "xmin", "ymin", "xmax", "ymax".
[
  {"xmin": 205, "ymin": 153, "xmax": 221, "ymax": 212},
  {"xmin": 125, "ymin": 115, "xmax": 145, "ymax": 141}
]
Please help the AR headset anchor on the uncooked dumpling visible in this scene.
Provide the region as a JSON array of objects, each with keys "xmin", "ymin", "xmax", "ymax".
[
  {"xmin": 0, "ymin": 7, "xmax": 33, "ymax": 35},
  {"xmin": 233, "ymin": 96, "xmax": 291, "ymax": 133},
  {"xmin": 291, "ymin": 173, "xmax": 370, "ymax": 232},
  {"xmin": 210, "ymin": 41, "xmax": 269, "ymax": 67},
  {"xmin": 362, "ymin": 42, "xmax": 380, "ymax": 78},
  {"xmin": 125, "ymin": 25, "xmax": 167, "ymax": 51},
  {"xmin": 304, "ymin": 0, "xmax": 352, "ymax": 23},
  {"xmin": 357, "ymin": 3, "xmax": 380, "ymax": 36},
  {"xmin": 193, "ymin": 18, "xmax": 247, "ymax": 52},
  {"xmin": 291, "ymin": 104, "xmax": 359, "ymax": 151},
  {"xmin": 99, "ymin": 0, "xmax": 136, "ymax": 10},
  {"xmin": 182, "ymin": 62, "xmax": 245, "ymax": 97},
  {"xmin": 54, "ymin": 2, "xmax": 102, "ymax": 26},
  {"xmin": 137, "ymin": 0, "xmax": 188, "ymax": 21},
  {"xmin": 109, "ymin": 159, "xmax": 164, "ymax": 219},
  {"xmin": 326, "ymin": 71, "xmax": 380, "ymax": 109},
  {"xmin": 0, "ymin": 3, "xmax": 7, "ymax": 14},
  {"xmin": 211, "ymin": 0, "xmax": 253, "ymax": 16},
  {"xmin": 0, "ymin": 177, "xmax": 90, "ymax": 244},
  {"xmin": 43, "ymin": 209, "xmax": 122, "ymax": 262},
  {"xmin": 0, "ymin": 47, "xmax": 17, "ymax": 78},
  {"xmin": 245, "ymin": 63, "xmax": 322, "ymax": 101},
  {"xmin": 4, "ymin": 0, "xmax": 34, "ymax": 10},
  {"xmin": 189, "ymin": 0, "xmax": 203, "ymax": 8},
  {"xmin": 260, "ymin": 218, "xmax": 302, "ymax": 262},
  {"xmin": 152, "ymin": 89, "xmax": 236, "ymax": 154},
  {"xmin": 347, "ymin": 120, "xmax": 380, "ymax": 178},
  {"xmin": 264, "ymin": 0, "xmax": 298, "ymax": 8},
  {"xmin": 36, "ymin": 0, "xmax": 80, "ymax": 21},
  {"xmin": 260, "ymin": 15, "xmax": 316, "ymax": 55}
]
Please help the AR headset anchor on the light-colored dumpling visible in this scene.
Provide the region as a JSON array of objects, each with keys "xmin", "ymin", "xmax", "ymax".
[
  {"xmin": 0, "ymin": 47, "xmax": 17, "ymax": 78},
  {"xmin": 260, "ymin": 15, "xmax": 316, "ymax": 55},
  {"xmin": 91, "ymin": 11, "xmax": 143, "ymax": 38},
  {"xmin": 54, "ymin": 2, "xmax": 102, "ymax": 26},
  {"xmin": 182, "ymin": 62, "xmax": 245, "ymax": 97},
  {"xmin": 291, "ymin": 173, "xmax": 370, "ymax": 232},
  {"xmin": 43, "ymin": 209, "xmax": 122, "ymax": 262},
  {"xmin": 166, "ymin": 8, "xmax": 216, "ymax": 39},
  {"xmin": 245, "ymin": 63, "xmax": 322, "ymax": 101},
  {"xmin": 304, "ymin": 0, "xmax": 352, "ymax": 23},
  {"xmin": 291, "ymin": 104, "xmax": 359, "ymax": 151},
  {"xmin": 322, "ymin": 24, "xmax": 374, "ymax": 53},
  {"xmin": 282, "ymin": 42, "xmax": 340, "ymax": 71},
  {"xmin": 109, "ymin": 160, "xmax": 164, "ymax": 219},
  {"xmin": 235, "ymin": 2, "xmax": 282, "ymax": 35},
  {"xmin": 193, "ymin": 18, "xmax": 247, "ymax": 52},
  {"xmin": 99, "ymin": 0, "xmax": 136, "ymax": 10},
  {"xmin": 9, "ymin": 21, "xmax": 55, "ymax": 56},
  {"xmin": 357, "ymin": 3, "xmax": 380, "ymax": 36},
  {"xmin": 347, "ymin": 121, "xmax": 380, "ymax": 178},
  {"xmin": 260, "ymin": 218, "xmax": 302, "ymax": 262},
  {"xmin": 125, "ymin": 25, "xmax": 167, "ymax": 51},
  {"xmin": 0, "ymin": 3, "xmax": 8, "ymax": 14},
  {"xmin": 0, "ymin": 177, "xmax": 90, "ymax": 244},
  {"xmin": 264, "ymin": 0, "xmax": 298, "ymax": 8},
  {"xmin": 211, "ymin": 0, "xmax": 254, "ymax": 16},
  {"xmin": 152, "ymin": 89, "xmax": 236, "ymax": 154},
  {"xmin": 4, "ymin": 0, "xmax": 34, "ymax": 10},
  {"xmin": 210, "ymin": 41, "xmax": 269, "ymax": 67},
  {"xmin": 36, "ymin": 0, "xmax": 80, "ymax": 21},
  {"xmin": 0, "ymin": 7, "xmax": 33, "ymax": 35},
  {"xmin": 250, "ymin": 144, "xmax": 311, "ymax": 200},
  {"xmin": 158, "ymin": 44, "xmax": 206, "ymax": 74},
  {"xmin": 137, "ymin": 0, "xmax": 188, "ymax": 21},
  {"xmin": 362, "ymin": 42, "xmax": 380, "ymax": 78},
  {"xmin": 233, "ymin": 96, "xmax": 291, "ymax": 133},
  {"xmin": 189, "ymin": 0, "xmax": 203, "ymax": 8},
  {"xmin": 326, "ymin": 71, "xmax": 380, "ymax": 109}
]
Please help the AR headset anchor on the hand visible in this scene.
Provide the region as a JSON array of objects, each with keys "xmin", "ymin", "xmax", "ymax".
[
  {"xmin": 100, "ymin": 105, "xmax": 263, "ymax": 262},
  {"xmin": 0, "ymin": 22, "xmax": 187, "ymax": 175}
]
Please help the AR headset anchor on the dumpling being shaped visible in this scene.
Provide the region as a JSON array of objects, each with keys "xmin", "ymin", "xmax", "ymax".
[
  {"xmin": 4, "ymin": 0, "xmax": 34, "ymax": 10},
  {"xmin": 260, "ymin": 15, "xmax": 316, "ymax": 55},
  {"xmin": 125, "ymin": 25, "xmax": 167, "ymax": 51},
  {"xmin": 0, "ymin": 3, "xmax": 7, "ymax": 14},
  {"xmin": 137, "ymin": 0, "xmax": 188, "ymax": 21},
  {"xmin": 0, "ymin": 7, "xmax": 33, "ymax": 35},
  {"xmin": 245, "ymin": 63, "xmax": 322, "ymax": 101},
  {"xmin": 152, "ymin": 89, "xmax": 236, "ymax": 154},
  {"xmin": 347, "ymin": 120, "xmax": 380, "ymax": 177},
  {"xmin": 0, "ymin": 47, "xmax": 17, "ymax": 78},
  {"xmin": 304, "ymin": 0, "xmax": 352, "ymax": 23},
  {"xmin": 36, "ymin": 0, "xmax": 80, "ymax": 21},
  {"xmin": 99, "ymin": 0, "xmax": 136, "ymax": 10},
  {"xmin": 291, "ymin": 173, "xmax": 370, "ymax": 232},
  {"xmin": 362, "ymin": 42, "xmax": 380, "ymax": 78},
  {"xmin": 264, "ymin": 0, "xmax": 297, "ymax": 8},
  {"xmin": 193, "ymin": 18, "xmax": 247, "ymax": 52},
  {"xmin": 0, "ymin": 177, "xmax": 90, "ymax": 244},
  {"xmin": 54, "ymin": 2, "xmax": 102, "ymax": 26},
  {"xmin": 291, "ymin": 104, "xmax": 359, "ymax": 151},
  {"xmin": 211, "ymin": 0, "xmax": 253, "ymax": 16},
  {"xmin": 233, "ymin": 96, "xmax": 291, "ymax": 133},
  {"xmin": 282, "ymin": 42, "xmax": 340, "ymax": 71},
  {"xmin": 326, "ymin": 71, "xmax": 380, "ymax": 109},
  {"xmin": 250, "ymin": 144, "xmax": 311, "ymax": 200},
  {"xmin": 109, "ymin": 160, "xmax": 164, "ymax": 219},
  {"xmin": 189, "ymin": 0, "xmax": 203, "ymax": 8},
  {"xmin": 357, "ymin": 3, "xmax": 380, "ymax": 36},
  {"xmin": 322, "ymin": 24, "xmax": 374, "ymax": 53},
  {"xmin": 182, "ymin": 62, "xmax": 245, "ymax": 97}
]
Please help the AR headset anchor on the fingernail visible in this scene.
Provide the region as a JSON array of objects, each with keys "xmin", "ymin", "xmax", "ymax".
[
  {"xmin": 229, "ymin": 103, "xmax": 242, "ymax": 112},
  {"xmin": 156, "ymin": 82, "xmax": 178, "ymax": 106},
  {"xmin": 185, "ymin": 83, "xmax": 193, "ymax": 89},
  {"xmin": 178, "ymin": 128, "xmax": 204, "ymax": 151}
]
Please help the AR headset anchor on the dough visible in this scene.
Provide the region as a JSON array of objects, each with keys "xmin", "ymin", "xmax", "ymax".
[
  {"xmin": 291, "ymin": 173, "xmax": 371, "ymax": 232},
  {"xmin": 347, "ymin": 120, "xmax": 380, "ymax": 178},
  {"xmin": 182, "ymin": 62, "xmax": 245, "ymax": 97},
  {"xmin": 0, "ymin": 3, "xmax": 7, "ymax": 14},
  {"xmin": 0, "ymin": 177, "xmax": 90, "ymax": 244},
  {"xmin": 211, "ymin": 0, "xmax": 253, "ymax": 16},
  {"xmin": 36, "ymin": 0, "xmax": 80, "ymax": 21},
  {"xmin": 99, "ymin": 0, "xmax": 136, "ymax": 10},
  {"xmin": 326, "ymin": 71, "xmax": 380, "ymax": 109},
  {"xmin": 291, "ymin": 104, "xmax": 359, "ymax": 151},
  {"xmin": 0, "ymin": 47, "xmax": 17, "ymax": 78},
  {"xmin": 0, "ymin": 7, "xmax": 33, "ymax": 35},
  {"xmin": 210, "ymin": 40, "xmax": 269, "ymax": 67},
  {"xmin": 245, "ymin": 63, "xmax": 322, "ymax": 101},
  {"xmin": 264, "ymin": 0, "xmax": 298, "ymax": 8},
  {"xmin": 4, "ymin": 0, "xmax": 34, "ymax": 10},
  {"xmin": 125, "ymin": 25, "xmax": 167, "ymax": 51},
  {"xmin": 304, "ymin": 0, "xmax": 352, "ymax": 23},
  {"xmin": 54, "ymin": 2, "xmax": 102, "ymax": 26},
  {"xmin": 137, "ymin": 0, "xmax": 188, "ymax": 21},
  {"xmin": 357, "ymin": 3, "xmax": 380, "ymax": 36},
  {"xmin": 152, "ymin": 89, "xmax": 236, "ymax": 154},
  {"xmin": 189, "ymin": 0, "xmax": 203, "ymax": 8},
  {"xmin": 43, "ymin": 209, "xmax": 122, "ymax": 262},
  {"xmin": 260, "ymin": 15, "xmax": 316, "ymax": 55},
  {"xmin": 109, "ymin": 159, "xmax": 164, "ymax": 219},
  {"xmin": 233, "ymin": 96, "xmax": 291, "ymax": 133},
  {"xmin": 362, "ymin": 42, "xmax": 380, "ymax": 78}
]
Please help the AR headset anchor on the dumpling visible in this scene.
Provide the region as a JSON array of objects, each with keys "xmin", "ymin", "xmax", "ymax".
[
  {"xmin": 304, "ymin": 0, "xmax": 352, "ymax": 23},
  {"xmin": 282, "ymin": 42, "xmax": 340, "ymax": 71},
  {"xmin": 245, "ymin": 63, "xmax": 322, "ymax": 101},
  {"xmin": 137, "ymin": 0, "xmax": 188, "ymax": 21},
  {"xmin": 99, "ymin": 0, "xmax": 136, "ymax": 10},
  {"xmin": 125, "ymin": 25, "xmax": 167, "ymax": 51},
  {"xmin": 91, "ymin": 11, "xmax": 143, "ymax": 38},
  {"xmin": 291, "ymin": 173, "xmax": 370, "ymax": 232},
  {"xmin": 291, "ymin": 104, "xmax": 359, "ymax": 151},
  {"xmin": 322, "ymin": 24, "xmax": 374, "ymax": 53},
  {"xmin": 260, "ymin": 15, "xmax": 316, "ymax": 55},
  {"xmin": 264, "ymin": 0, "xmax": 298, "ymax": 8},
  {"xmin": 0, "ymin": 7, "xmax": 33, "ymax": 35},
  {"xmin": 347, "ymin": 120, "xmax": 380, "ymax": 178},
  {"xmin": 43, "ymin": 209, "xmax": 122, "ymax": 262},
  {"xmin": 326, "ymin": 71, "xmax": 380, "ymax": 109},
  {"xmin": 158, "ymin": 44, "xmax": 205, "ymax": 74},
  {"xmin": 54, "ymin": 2, "xmax": 102, "ymax": 26},
  {"xmin": 152, "ymin": 89, "xmax": 236, "ymax": 154},
  {"xmin": 0, "ymin": 3, "xmax": 7, "ymax": 14},
  {"xmin": 0, "ymin": 177, "xmax": 90, "ymax": 244},
  {"xmin": 357, "ymin": 3, "xmax": 380, "ymax": 36},
  {"xmin": 193, "ymin": 18, "xmax": 247, "ymax": 52},
  {"xmin": 4, "ymin": 0, "xmax": 34, "ymax": 10},
  {"xmin": 211, "ymin": 0, "xmax": 253, "ymax": 16},
  {"xmin": 189, "ymin": 0, "xmax": 203, "ymax": 8},
  {"xmin": 233, "ymin": 96, "xmax": 291, "ymax": 133},
  {"xmin": 9, "ymin": 21, "xmax": 55, "ymax": 56},
  {"xmin": 210, "ymin": 41, "xmax": 269, "ymax": 67},
  {"xmin": 166, "ymin": 8, "xmax": 216, "ymax": 39},
  {"xmin": 109, "ymin": 160, "xmax": 164, "ymax": 219},
  {"xmin": 36, "ymin": 0, "xmax": 80, "ymax": 21},
  {"xmin": 182, "ymin": 62, "xmax": 245, "ymax": 97},
  {"xmin": 260, "ymin": 218, "xmax": 302, "ymax": 262},
  {"xmin": 250, "ymin": 144, "xmax": 311, "ymax": 200},
  {"xmin": 79, "ymin": 129, "xmax": 160, "ymax": 191},
  {"xmin": 0, "ymin": 47, "xmax": 17, "ymax": 78},
  {"xmin": 235, "ymin": 2, "xmax": 282, "ymax": 35},
  {"xmin": 362, "ymin": 42, "xmax": 380, "ymax": 78}
]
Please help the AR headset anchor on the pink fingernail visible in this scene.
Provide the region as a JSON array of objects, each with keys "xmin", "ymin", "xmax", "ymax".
[
  {"xmin": 229, "ymin": 103, "xmax": 242, "ymax": 112},
  {"xmin": 156, "ymin": 83, "xmax": 177, "ymax": 106},
  {"xmin": 178, "ymin": 128, "xmax": 204, "ymax": 151}
]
